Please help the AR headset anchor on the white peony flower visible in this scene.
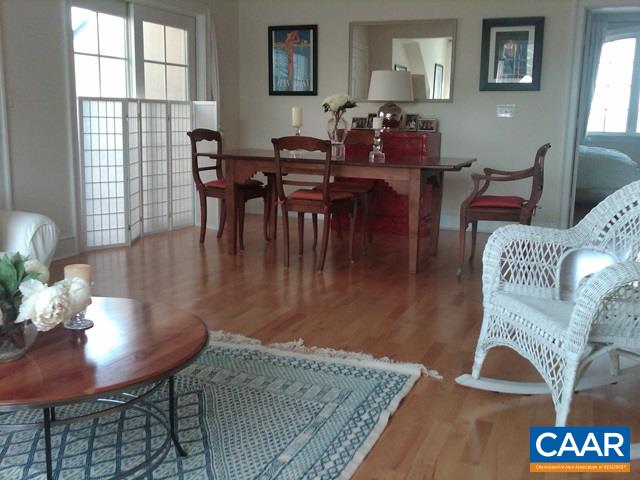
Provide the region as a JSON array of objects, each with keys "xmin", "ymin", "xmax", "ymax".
[
  {"xmin": 16, "ymin": 278, "xmax": 46, "ymax": 323},
  {"xmin": 24, "ymin": 259, "xmax": 50, "ymax": 283},
  {"xmin": 57, "ymin": 277, "xmax": 92, "ymax": 314},
  {"xmin": 31, "ymin": 284, "xmax": 71, "ymax": 332},
  {"xmin": 322, "ymin": 94, "xmax": 357, "ymax": 113}
]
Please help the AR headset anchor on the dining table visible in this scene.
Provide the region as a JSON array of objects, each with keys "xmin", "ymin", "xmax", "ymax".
[{"xmin": 211, "ymin": 148, "xmax": 476, "ymax": 274}]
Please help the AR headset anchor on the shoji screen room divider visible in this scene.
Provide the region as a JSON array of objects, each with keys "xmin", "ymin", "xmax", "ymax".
[{"xmin": 77, "ymin": 98, "xmax": 209, "ymax": 250}]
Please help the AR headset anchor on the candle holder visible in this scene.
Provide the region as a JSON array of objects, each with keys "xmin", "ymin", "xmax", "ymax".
[
  {"xmin": 369, "ymin": 128, "xmax": 385, "ymax": 163},
  {"xmin": 64, "ymin": 308, "xmax": 94, "ymax": 330},
  {"xmin": 293, "ymin": 126, "xmax": 302, "ymax": 136}
]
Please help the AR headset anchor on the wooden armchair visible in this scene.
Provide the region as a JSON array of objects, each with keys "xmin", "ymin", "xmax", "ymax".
[
  {"xmin": 458, "ymin": 143, "xmax": 551, "ymax": 275},
  {"xmin": 187, "ymin": 129, "xmax": 270, "ymax": 249},
  {"xmin": 271, "ymin": 136, "xmax": 357, "ymax": 272}
]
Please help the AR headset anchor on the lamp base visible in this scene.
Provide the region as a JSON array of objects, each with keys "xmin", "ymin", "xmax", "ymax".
[{"xmin": 378, "ymin": 102, "xmax": 403, "ymax": 130}]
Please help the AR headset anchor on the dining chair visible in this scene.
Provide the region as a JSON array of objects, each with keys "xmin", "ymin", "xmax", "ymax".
[
  {"xmin": 457, "ymin": 143, "xmax": 551, "ymax": 275},
  {"xmin": 187, "ymin": 129, "xmax": 270, "ymax": 249},
  {"xmin": 271, "ymin": 136, "xmax": 357, "ymax": 271}
]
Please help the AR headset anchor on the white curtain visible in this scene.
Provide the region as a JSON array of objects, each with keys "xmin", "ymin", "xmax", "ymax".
[{"xmin": 577, "ymin": 12, "xmax": 608, "ymax": 142}]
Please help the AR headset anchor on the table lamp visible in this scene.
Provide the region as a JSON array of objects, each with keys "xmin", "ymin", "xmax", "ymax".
[{"xmin": 367, "ymin": 70, "xmax": 414, "ymax": 129}]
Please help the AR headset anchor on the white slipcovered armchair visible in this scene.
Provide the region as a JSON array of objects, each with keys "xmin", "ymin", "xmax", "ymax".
[
  {"xmin": 457, "ymin": 180, "xmax": 640, "ymax": 427},
  {"xmin": 0, "ymin": 210, "xmax": 59, "ymax": 267}
]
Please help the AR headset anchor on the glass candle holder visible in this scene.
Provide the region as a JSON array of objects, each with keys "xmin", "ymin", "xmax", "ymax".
[
  {"xmin": 64, "ymin": 309, "xmax": 94, "ymax": 330},
  {"xmin": 369, "ymin": 128, "xmax": 385, "ymax": 163}
]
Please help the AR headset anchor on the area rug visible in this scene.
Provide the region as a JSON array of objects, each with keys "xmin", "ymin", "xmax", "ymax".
[{"xmin": 0, "ymin": 332, "xmax": 440, "ymax": 479}]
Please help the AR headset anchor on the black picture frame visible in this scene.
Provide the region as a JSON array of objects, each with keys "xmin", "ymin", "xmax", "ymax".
[
  {"xmin": 268, "ymin": 24, "xmax": 318, "ymax": 96},
  {"xmin": 479, "ymin": 17, "xmax": 544, "ymax": 91}
]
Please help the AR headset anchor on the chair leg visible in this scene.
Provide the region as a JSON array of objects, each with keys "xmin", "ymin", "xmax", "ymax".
[
  {"xmin": 349, "ymin": 201, "xmax": 357, "ymax": 263},
  {"xmin": 271, "ymin": 191, "xmax": 278, "ymax": 241},
  {"xmin": 216, "ymin": 198, "xmax": 226, "ymax": 239},
  {"xmin": 368, "ymin": 191, "xmax": 375, "ymax": 244},
  {"xmin": 312, "ymin": 214, "xmax": 318, "ymax": 250},
  {"xmin": 361, "ymin": 195, "xmax": 369, "ymax": 255},
  {"xmin": 238, "ymin": 198, "xmax": 245, "ymax": 251},
  {"xmin": 316, "ymin": 211, "xmax": 331, "ymax": 272},
  {"xmin": 263, "ymin": 193, "xmax": 270, "ymax": 242},
  {"xmin": 298, "ymin": 212, "xmax": 304, "ymax": 256},
  {"xmin": 457, "ymin": 213, "xmax": 467, "ymax": 276},
  {"xmin": 336, "ymin": 214, "xmax": 344, "ymax": 240},
  {"xmin": 469, "ymin": 221, "xmax": 478, "ymax": 264},
  {"xmin": 281, "ymin": 204, "xmax": 290, "ymax": 267},
  {"xmin": 198, "ymin": 191, "xmax": 207, "ymax": 243}
]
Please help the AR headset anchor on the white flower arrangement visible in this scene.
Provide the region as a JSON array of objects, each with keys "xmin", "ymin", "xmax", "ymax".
[
  {"xmin": 0, "ymin": 253, "xmax": 92, "ymax": 333},
  {"xmin": 322, "ymin": 94, "xmax": 357, "ymax": 113}
]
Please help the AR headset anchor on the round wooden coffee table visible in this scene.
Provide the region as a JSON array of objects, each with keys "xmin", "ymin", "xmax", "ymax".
[{"xmin": 0, "ymin": 297, "xmax": 208, "ymax": 480}]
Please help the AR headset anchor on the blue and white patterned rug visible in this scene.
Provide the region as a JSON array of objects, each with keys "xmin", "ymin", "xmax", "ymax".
[{"xmin": 0, "ymin": 332, "xmax": 438, "ymax": 479}]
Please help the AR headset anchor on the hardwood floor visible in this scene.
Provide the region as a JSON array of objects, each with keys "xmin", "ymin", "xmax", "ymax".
[{"xmin": 51, "ymin": 215, "xmax": 640, "ymax": 480}]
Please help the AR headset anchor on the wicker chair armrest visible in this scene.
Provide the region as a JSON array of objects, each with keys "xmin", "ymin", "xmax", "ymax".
[
  {"xmin": 482, "ymin": 224, "xmax": 581, "ymax": 297},
  {"xmin": 567, "ymin": 261, "xmax": 640, "ymax": 355}
]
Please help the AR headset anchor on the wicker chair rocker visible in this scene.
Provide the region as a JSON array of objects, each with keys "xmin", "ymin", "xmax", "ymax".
[{"xmin": 456, "ymin": 180, "xmax": 640, "ymax": 431}]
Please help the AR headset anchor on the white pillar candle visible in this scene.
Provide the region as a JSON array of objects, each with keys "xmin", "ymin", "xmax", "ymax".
[
  {"xmin": 372, "ymin": 117, "xmax": 383, "ymax": 130},
  {"xmin": 291, "ymin": 106, "xmax": 303, "ymax": 128},
  {"xmin": 64, "ymin": 264, "xmax": 92, "ymax": 283}
]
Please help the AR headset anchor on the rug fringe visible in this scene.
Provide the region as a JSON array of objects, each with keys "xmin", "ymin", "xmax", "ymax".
[{"xmin": 208, "ymin": 331, "xmax": 442, "ymax": 380}]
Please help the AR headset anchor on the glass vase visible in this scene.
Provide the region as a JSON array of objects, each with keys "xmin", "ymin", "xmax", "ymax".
[
  {"xmin": 327, "ymin": 113, "xmax": 348, "ymax": 145},
  {"xmin": 0, "ymin": 320, "xmax": 38, "ymax": 362}
]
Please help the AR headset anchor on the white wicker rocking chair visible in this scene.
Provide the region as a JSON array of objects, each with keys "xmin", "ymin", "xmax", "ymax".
[{"xmin": 456, "ymin": 180, "xmax": 640, "ymax": 429}]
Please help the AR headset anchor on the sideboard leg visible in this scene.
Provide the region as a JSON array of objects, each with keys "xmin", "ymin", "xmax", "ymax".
[
  {"xmin": 43, "ymin": 407, "xmax": 54, "ymax": 480},
  {"xmin": 169, "ymin": 376, "xmax": 187, "ymax": 457}
]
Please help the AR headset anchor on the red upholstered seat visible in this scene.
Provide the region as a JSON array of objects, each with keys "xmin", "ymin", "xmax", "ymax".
[
  {"xmin": 204, "ymin": 178, "xmax": 263, "ymax": 189},
  {"xmin": 469, "ymin": 195, "xmax": 526, "ymax": 209},
  {"xmin": 289, "ymin": 189, "xmax": 353, "ymax": 201}
]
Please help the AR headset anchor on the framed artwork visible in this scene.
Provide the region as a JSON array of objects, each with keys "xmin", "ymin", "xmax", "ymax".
[
  {"xmin": 351, "ymin": 117, "xmax": 368, "ymax": 129},
  {"xmin": 403, "ymin": 114, "xmax": 419, "ymax": 131},
  {"xmin": 433, "ymin": 64, "xmax": 444, "ymax": 99},
  {"xmin": 268, "ymin": 25, "xmax": 317, "ymax": 95},
  {"xmin": 418, "ymin": 118, "xmax": 438, "ymax": 132},
  {"xmin": 366, "ymin": 113, "xmax": 378, "ymax": 128},
  {"xmin": 393, "ymin": 64, "xmax": 408, "ymax": 72},
  {"xmin": 479, "ymin": 17, "xmax": 544, "ymax": 91}
]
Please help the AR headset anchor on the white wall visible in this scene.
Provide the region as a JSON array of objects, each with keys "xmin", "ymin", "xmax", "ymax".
[
  {"xmin": 236, "ymin": 0, "xmax": 579, "ymax": 231},
  {"xmin": 1, "ymin": 0, "xmax": 78, "ymax": 257}
]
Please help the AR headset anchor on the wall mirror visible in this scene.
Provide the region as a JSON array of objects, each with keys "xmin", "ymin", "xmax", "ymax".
[{"xmin": 349, "ymin": 19, "xmax": 457, "ymax": 102}]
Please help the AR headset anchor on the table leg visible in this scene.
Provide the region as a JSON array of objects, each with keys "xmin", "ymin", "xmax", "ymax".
[
  {"xmin": 408, "ymin": 170, "xmax": 424, "ymax": 274},
  {"xmin": 428, "ymin": 172, "xmax": 444, "ymax": 255},
  {"xmin": 43, "ymin": 408, "xmax": 53, "ymax": 480},
  {"xmin": 169, "ymin": 376, "xmax": 187, "ymax": 457},
  {"xmin": 225, "ymin": 161, "xmax": 238, "ymax": 255}
]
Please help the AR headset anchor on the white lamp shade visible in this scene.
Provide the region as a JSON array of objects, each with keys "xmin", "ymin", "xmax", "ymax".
[{"xmin": 367, "ymin": 70, "xmax": 414, "ymax": 102}]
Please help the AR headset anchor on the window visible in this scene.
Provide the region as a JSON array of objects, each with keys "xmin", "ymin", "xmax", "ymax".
[
  {"xmin": 71, "ymin": 7, "xmax": 128, "ymax": 97},
  {"xmin": 587, "ymin": 31, "xmax": 640, "ymax": 134},
  {"xmin": 71, "ymin": 2, "xmax": 195, "ymax": 101}
]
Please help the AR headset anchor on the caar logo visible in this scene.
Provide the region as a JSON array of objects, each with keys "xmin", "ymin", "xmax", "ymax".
[{"xmin": 530, "ymin": 427, "xmax": 630, "ymax": 473}]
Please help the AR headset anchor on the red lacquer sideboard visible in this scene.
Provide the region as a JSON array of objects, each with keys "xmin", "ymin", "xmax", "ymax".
[{"xmin": 341, "ymin": 130, "xmax": 441, "ymax": 236}]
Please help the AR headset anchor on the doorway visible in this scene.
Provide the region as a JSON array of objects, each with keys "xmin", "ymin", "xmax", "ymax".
[{"xmin": 572, "ymin": 10, "xmax": 640, "ymax": 224}]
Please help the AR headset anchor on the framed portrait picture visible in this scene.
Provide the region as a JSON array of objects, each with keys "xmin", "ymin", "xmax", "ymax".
[
  {"xmin": 403, "ymin": 114, "xmax": 419, "ymax": 131},
  {"xmin": 351, "ymin": 117, "xmax": 368, "ymax": 129},
  {"xmin": 366, "ymin": 113, "xmax": 378, "ymax": 128},
  {"xmin": 479, "ymin": 17, "xmax": 544, "ymax": 91},
  {"xmin": 268, "ymin": 25, "xmax": 317, "ymax": 95},
  {"xmin": 418, "ymin": 119, "xmax": 438, "ymax": 132}
]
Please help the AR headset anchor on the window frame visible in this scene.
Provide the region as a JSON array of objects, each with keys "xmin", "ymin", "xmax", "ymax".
[
  {"xmin": 130, "ymin": 4, "xmax": 197, "ymax": 101},
  {"xmin": 587, "ymin": 24, "xmax": 640, "ymax": 137}
]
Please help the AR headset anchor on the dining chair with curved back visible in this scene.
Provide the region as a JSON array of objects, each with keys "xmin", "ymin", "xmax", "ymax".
[
  {"xmin": 187, "ymin": 129, "xmax": 270, "ymax": 249},
  {"xmin": 458, "ymin": 143, "xmax": 551, "ymax": 275},
  {"xmin": 271, "ymin": 136, "xmax": 357, "ymax": 272}
]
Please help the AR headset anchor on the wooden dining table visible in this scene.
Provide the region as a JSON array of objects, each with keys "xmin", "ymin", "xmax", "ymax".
[{"xmin": 213, "ymin": 148, "xmax": 475, "ymax": 274}]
